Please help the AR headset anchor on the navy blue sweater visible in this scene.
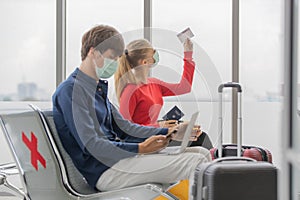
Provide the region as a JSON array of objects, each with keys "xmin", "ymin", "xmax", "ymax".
[{"xmin": 52, "ymin": 68, "xmax": 168, "ymax": 188}]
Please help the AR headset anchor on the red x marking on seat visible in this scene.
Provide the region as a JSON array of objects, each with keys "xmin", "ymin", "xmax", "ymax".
[{"xmin": 22, "ymin": 132, "xmax": 46, "ymax": 171}]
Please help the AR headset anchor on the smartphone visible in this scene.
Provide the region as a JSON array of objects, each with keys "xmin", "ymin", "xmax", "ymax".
[
  {"xmin": 168, "ymin": 120, "xmax": 184, "ymax": 125},
  {"xmin": 177, "ymin": 27, "xmax": 194, "ymax": 43},
  {"xmin": 166, "ymin": 129, "xmax": 177, "ymax": 138}
]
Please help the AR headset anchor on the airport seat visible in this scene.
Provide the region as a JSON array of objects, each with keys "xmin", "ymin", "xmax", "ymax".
[{"xmin": 0, "ymin": 104, "xmax": 178, "ymax": 200}]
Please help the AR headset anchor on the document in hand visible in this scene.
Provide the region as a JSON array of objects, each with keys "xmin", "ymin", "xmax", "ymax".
[
  {"xmin": 177, "ymin": 27, "xmax": 194, "ymax": 43},
  {"xmin": 162, "ymin": 105, "xmax": 184, "ymax": 121}
]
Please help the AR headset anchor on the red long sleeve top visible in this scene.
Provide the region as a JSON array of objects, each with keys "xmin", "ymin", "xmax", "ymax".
[{"xmin": 119, "ymin": 51, "xmax": 195, "ymax": 127}]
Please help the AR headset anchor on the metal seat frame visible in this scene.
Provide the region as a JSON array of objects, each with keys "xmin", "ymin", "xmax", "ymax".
[{"xmin": 0, "ymin": 104, "xmax": 178, "ymax": 200}]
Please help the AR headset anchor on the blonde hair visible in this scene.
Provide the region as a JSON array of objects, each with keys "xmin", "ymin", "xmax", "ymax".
[{"xmin": 114, "ymin": 39, "xmax": 154, "ymax": 101}]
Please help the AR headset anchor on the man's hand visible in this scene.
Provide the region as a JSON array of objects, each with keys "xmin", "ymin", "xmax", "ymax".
[
  {"xmin": 171, "ymin": 121, "xmax": 189, "ymax": 141},
  {"xmin": 158, "ymin": 120, "xmax": 178, "ymax": 128},
  {"xmin": 138, "ymin": 135, "xmax": 170, "ymax": 154}
]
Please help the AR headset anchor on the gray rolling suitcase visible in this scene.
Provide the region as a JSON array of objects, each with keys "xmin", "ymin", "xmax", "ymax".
[{"xmin": 192, "ymin": 82, "xmax": 277, "ymax": 200}]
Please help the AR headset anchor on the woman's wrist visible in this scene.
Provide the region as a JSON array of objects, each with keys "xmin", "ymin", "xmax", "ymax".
[{"xmin": 184, "ymin": 51, "xmax": 193, "ymax": 60}]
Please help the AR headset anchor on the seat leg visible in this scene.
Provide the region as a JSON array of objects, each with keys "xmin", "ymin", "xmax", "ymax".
[
  {"xmin": 161, "ymin": 191, "xmax": 180, "ymax": 200},
  {"xmin": 0, "ymin": 173, "xmax": 29, "ymax": 200},
  {"xmin": 144, "ymin": 184, "xmax": 179, "ymax": 200}
]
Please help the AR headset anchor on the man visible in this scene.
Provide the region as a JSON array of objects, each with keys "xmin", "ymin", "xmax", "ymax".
[{"xmin": 52, "ymin": 25, "xmax": 211, "ymax": 197}]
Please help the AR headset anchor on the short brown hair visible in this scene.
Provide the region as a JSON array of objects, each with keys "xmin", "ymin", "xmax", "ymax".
[{"xmin": 81, "ymin": 25, "xmax": 125, "ymax": 61}]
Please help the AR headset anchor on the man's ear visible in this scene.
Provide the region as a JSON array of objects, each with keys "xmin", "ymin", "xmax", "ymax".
[{"xmin": 87, "ymin": 47, "xmax": 96, "ymax": 57}]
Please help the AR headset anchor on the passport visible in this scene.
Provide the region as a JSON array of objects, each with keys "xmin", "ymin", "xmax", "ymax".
[{"xmin": 162, "ymin": 106, "xmax": 185, "ymax": 121}]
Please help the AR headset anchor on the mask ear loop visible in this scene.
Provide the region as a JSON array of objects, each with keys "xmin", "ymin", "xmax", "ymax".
[{"xmin": 93, "ymin": 48, "xmax": 103, "ymax": 61}]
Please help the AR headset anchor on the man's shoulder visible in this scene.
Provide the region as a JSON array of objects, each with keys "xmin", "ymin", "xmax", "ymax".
[
  {"xmin": 55, "ymin": 79, "xmax": 75, "ymax": 96},
  {"xmin": 54, "ymin": 68, "xmax": 80, "ymax": 95}
]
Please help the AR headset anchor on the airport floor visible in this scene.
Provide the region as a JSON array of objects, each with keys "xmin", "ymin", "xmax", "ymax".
[{"xmin": 0, "ymin": 190, "xmax": 20, "ymax": 199}]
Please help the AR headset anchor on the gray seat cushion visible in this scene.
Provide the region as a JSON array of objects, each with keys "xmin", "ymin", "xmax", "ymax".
[{"xmin": 43, "ymin": 111, "xmax": 98, "ymax": 195}]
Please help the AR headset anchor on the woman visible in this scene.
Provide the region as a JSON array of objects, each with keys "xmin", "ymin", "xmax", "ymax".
[
  {"xmin": 114, "ymin": 38, "xmax": 212, "ymax": 200},
  {"xmin": 114, "ymin": 38, "xmax": 212, "ymax": 149}
]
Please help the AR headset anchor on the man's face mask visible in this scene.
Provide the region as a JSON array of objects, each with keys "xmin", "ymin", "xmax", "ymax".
[{"xmin": 94, "ymin": 52, "xmax": 118, "ymax": 79}]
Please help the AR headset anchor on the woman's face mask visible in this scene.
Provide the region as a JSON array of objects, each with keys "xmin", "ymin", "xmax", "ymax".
[
  {"xmin": 94, "ymin": 52, "xmax": 118, "ymax": 79},
  {"xmin": 151, "ymin": 50, "xmax": 159, "ymax": 67}
]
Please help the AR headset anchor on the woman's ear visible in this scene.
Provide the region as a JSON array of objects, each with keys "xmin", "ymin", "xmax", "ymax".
[
  {"xmin": 136, "ymin": 58, "xmax": 145, "ymax": 66},
  {"xmin": 142, "ymin": 59, "xmax": 148, "ymax": 65}
]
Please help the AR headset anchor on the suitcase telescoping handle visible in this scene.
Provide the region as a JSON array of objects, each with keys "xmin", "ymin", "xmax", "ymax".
[
  {"xmin": 214, "ymin": 156, "xmax": 256, "ymax": 163},
  {"xmin": 218, "ymin": 82, "xmax": 242, "ymax": 158},
  {"xmin": 218, "ymin": 82, "xmax": 242, "ymax": 93}
]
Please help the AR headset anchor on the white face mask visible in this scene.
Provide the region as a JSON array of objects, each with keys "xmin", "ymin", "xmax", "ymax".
[
  {"xmin": 94, "ymin": 58, "xmax": 118, "ymax": 79},
  {"xmin": 93, "ymin": 50, "xmax": 119, "ymax": 79},
  {"xmin": 152, "ymin": 50, "xmax": 159, "ymax": 67},
  {"xmin": 147, "ymin": 50, "xmax": 160, "ymax": 68}
]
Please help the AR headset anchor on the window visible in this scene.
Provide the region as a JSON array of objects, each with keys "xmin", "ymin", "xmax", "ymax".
[
  {"xmin": 292, "ymin": 167, "xmax": 300, "ymax": 200},
  {"xmin": 296, "ymin": 0, "xmax": 300, "ymax": 153},
  {"xmin": 240, "ymin": 0, "xmax": 284, "ymax": 166},
  {"xmin": 0, "ymin": 0, "xmax": 55, "ymax": 101},
  {"xmin": 152, "ymin": 0, "xmax": 231, "ymax": 144},
  {"xmin": 66, "ymin": 0, "xmax": 144, "ymax": 105},
  {"xmin": 66, "ymin": 0, "xmax": 143, "ymax": 76},
  {"xmin": 152, "ymin": 0, "xmax": 231, "ymax": 98}
]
